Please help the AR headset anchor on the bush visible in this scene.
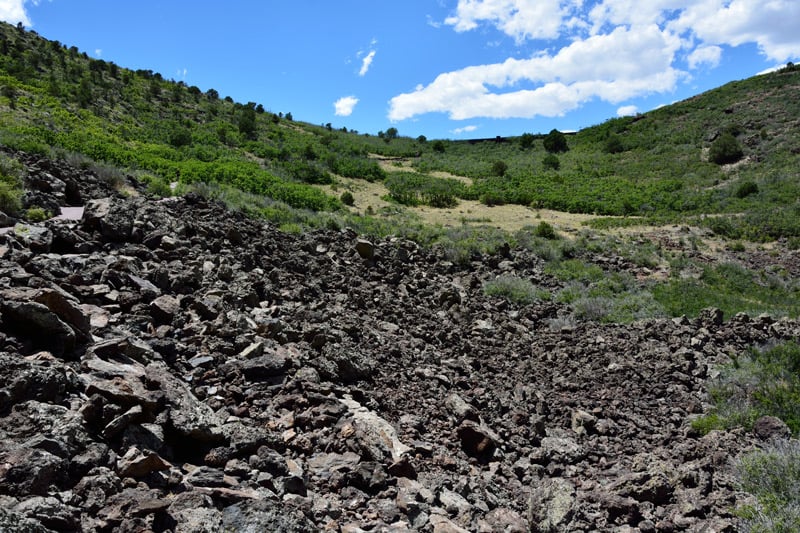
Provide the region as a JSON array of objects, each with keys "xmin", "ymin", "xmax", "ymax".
[
  {"xmin": 519, "ymin": 133, "xmax": 535, "ymax": 149},
  {"xmin": 492, "ymin": 160, "xmax": 508, "ymax": 177},
  {"xmin": 709, "ymin": 132, "xmax": 743, "ymax": 164},
  {"xmin": 0, "ymin": 182, "xmax": 22, "ymax": 215},
  {"xmin": 542, "ymin": 153, "xmax": 560, "ymax": 170},
  {"xmin": 604, "ymin": 135, "xmax": 624, "ymax": 154},
  {"xmin": 735, "ymin": 440, "xmax": 800, "ymax": 531},
  {"xmin": 693, "ymin": 341, "xmax": 800, "ymax": 436},
  {"xmin": 484, "ymin": 275, "xmax": 546, "ymax": 305},
  {"xmin": 340, "ymin": 191, "xmax": 355, "ymax": 206},
  {"xmin": 533, "ymin": 221, "xmax": 558, "ymax": 240},
  {"xmin": 735, "ymin": 180, "xmax": 759, "ymax": 198},
  {"xmin": 24, "ymin": 206, "xmax": 49, "ymax": 222},
  {"xmin": 543, "ymin": 129, "xmax": 568, "ymax": 153}
]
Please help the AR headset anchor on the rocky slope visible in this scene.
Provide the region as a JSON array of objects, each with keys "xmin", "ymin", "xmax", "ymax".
[{"xmin": 1, "ymin": 151, "xmax": 798, "ymax": 532}]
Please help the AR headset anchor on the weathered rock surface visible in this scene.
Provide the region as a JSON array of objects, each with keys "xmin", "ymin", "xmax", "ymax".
[{"xmin": 0, "ymin": 149, "xmax": 798, "ymax": 531}]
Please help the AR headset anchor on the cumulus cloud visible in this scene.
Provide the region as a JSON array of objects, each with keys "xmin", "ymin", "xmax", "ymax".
[
  {"xmin": 451, "ymin": 125, "xmax": 479, "ymax": 134},
  {"xmin": 359, "ymin": 50, "xmax": 376, "ymax": 77},
  {"xmin": 687, "ymin": 45, "xmax": 721, "ymax": 69},
  {"xmin": 334, "ymin": 96, "xmax": 359, "ymax": 117},
  {"xmin": 0, "ymin": 0, "xmax": 33, "ymax": 26},
  {"xmin": 617, "ymin": 105, "xmax": 638, "ymax": 116},
  {"xmin": 389, "ymin": 1, "xmax": 800, "ymax": 123},
  {"xmin": 673, "ymin": 0, "xmax": 800, "ymax": 62},
  {"xmin": 389, "ymin": 24, "xmax": 683, "ymax": 121},
  {"xmin": 445, "ymin": 0, "xmax": 570, "ymax": 42}
]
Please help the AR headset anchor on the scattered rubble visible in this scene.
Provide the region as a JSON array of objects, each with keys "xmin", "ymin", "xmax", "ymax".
[{"xmin": 1, "ymin": 151, "xmax": 798, "ymax": 531}]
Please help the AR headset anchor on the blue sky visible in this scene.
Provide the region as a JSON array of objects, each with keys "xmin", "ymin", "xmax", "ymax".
[{"xmin": 3, "ymin": 1, "xmax": 799, "ymax": 140}]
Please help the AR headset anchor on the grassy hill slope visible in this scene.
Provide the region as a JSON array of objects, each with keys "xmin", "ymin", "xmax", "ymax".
[{"xmin": 0, "ymin": 21, "xmax": 799, "ymax": 243}]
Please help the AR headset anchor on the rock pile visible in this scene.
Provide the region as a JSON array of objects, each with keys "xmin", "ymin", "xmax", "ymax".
[{"xmin": 1, "ymin": 152, "xmax": 798, "ymax": 531}]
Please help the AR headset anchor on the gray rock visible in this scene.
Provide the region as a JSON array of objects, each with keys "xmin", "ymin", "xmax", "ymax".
[
  {"xmin": 13, "ymin": 496, "xmax": 81, "ymax": 531},
  {"xmin": 355, "ymin": 238, "xmax": 375, "ymax": 260},
  {"xmin": 0, "ymin": 447, "xmax": 68, "ymax": 496},
  {"xmin": 528, "ymin": 478, "xmax": 575, "ymax": 533},
  {"xmin": 0, "ymin": 507, "xmax": 51, "ymax": 533},
  {"xmin": 339, "ymin": 395, "xmax": 412, "ymax": 463},
  {"xmin": 456, "ymin": 420, "xmax": 500, "ymax": 461},
  {"xmin": 145, "ymin": 363, "xmax": 225, "ymax": 444},
  {"xmin": 115, "ymin": 446, "xmax": 171, "ymax": 478},
  {"xmin": 0, "ymin": 299, "xmax": 75, "ymax": 355},
  {"xmin": 445, "ymin": 393, "xmax": 479, "ymax": 422},
  {"xmin": 753, "ymin": 415, "xmax": 791, "ymax": 440},
  {"xmin": 221, "ymin": 499, "xmax": 315, "ymax": 533},
  {"xmin": 150, "ymin": 294, "xmax": 180, "ymax": 324}
]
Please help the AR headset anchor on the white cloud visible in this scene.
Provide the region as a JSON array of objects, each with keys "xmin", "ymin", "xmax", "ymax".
[
  {"xmin": 673, "ymin": 0, "xmax": 800, "ymax": 62},
  {"xmin": 0, "ymin": 0, "xmax": 33, "ymax": 26},
  {"xmin": 687, "ymin": 45, "xmax": 721, "ymax": 69},
  {"xmin": 95, "ymin": 48, "xmax": 103, "ymax": 58},
  {"xmin": 389, "ymin": 1, "xmax": 800, "ymax": 123},
  {"xmin": 389, "ymin": 25, "xmax": 682, "ymax": 121},
  {"xmin": 334, "ymin": 96, "xmax": 359, "ymax": 117},
  {"xmin": 616, "ymin": 105, "xmax": 638, "ymax": 116},
  {"xmin": 451, "ymin": 125, "xmax": 479, "ymax": 134},
  {"xmin": 445, "ymin": 0, "xmax": 570, "ymax": 42},
  {"xmin": 359, "ymin": 50, "xmax": 376, "ymax": 77}
]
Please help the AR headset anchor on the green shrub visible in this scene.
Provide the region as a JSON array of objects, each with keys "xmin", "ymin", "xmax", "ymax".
[
  {"xmin": 145, "ymin": 177, "xmax": 173, "ymax": 197},
  {"xmin": 0, "ymin": 182, "xmax": 22, "ymax": 215},
  {"xmin": 25, "ymin": 206, "xmax": 49, "ymax": 222},
  {"xmin": 735, "ymin": 180, "xmax": 759, "ymax": 198},
  {"xmin": 709, "ymin": 132, "xmax": 744, "ymax": 164},
  {"xmin": 484, "ymin": 275, "xmax": 547, "ymax": 305},
  {"xmin": 652, "ymin": 261, "xmax": 800, "ymax": 318},
  {"xmin": 604, "ymin": 135, "xmax": 624, "ymax": 154},
  {"xmin": 735, "ymin": 440, "xmax": 800, "ymax": 531},
  {"xmin": 542, "ymin": 153, "xmax": 560, "ymax": 170},
  {"xmin": 492, "ymin": 160, "xmax": 508, "ymax": 177},
  {"xmin": 340, "ymin": 191, "xmax": 354, "ymax": 206},
  {"xmin": 543, "ymin": 129, "xmax": 568, "ymax": 153},
  {"xmin": 533, "ymin": 221, "xmax": 558, "ymax": 239},
  {"xmin": 694, "ymin": 341, "xmax": 800, "ymax": 436},
  {"xmin": 90, "ymin": 161, "xmax": 126, "ymax": 189},
  {"xmin": 545, "ymin": 259, "xmax": 605, "ymax": 283}
]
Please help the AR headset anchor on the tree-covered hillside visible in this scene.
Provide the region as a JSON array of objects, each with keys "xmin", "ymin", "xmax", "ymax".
[{"xmin": 1, "ymin": 20, "xmax": 799, "ymax": 241}]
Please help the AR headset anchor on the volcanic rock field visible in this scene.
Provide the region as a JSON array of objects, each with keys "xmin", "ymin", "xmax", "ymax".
[{"xmin": 1, "ymin": 151, "xmax": 798, "ymax": 532}]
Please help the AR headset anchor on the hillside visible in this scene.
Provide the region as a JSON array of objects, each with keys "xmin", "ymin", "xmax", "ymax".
[
  {"xmin": 1, "ymin": 21, "xmax": 799, "ymax": 240},
  {"xmin": 1, "ymin": 21, "xmax": 800, "ymax": 532}
]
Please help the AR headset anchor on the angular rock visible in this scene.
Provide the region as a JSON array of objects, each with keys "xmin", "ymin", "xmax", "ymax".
[
  {"xmin": 528, "ymin": 478, "xmax": 575, "ymax": 533},
  {"xmin": 753, "ymin": 415, "xmax": 791, "ymax": 440},
  {"xmin": 116, "ymin": 446, "xmax": 171, "ymax": 478},
  {"xmin": 145, "ymin": 362, "xmax": 225, "ymax": 444},
  {"xmin": 355, "ymin": 238, "xmax": 375, "ymax": 260},
  {"xmin": 149, "ymin": 294, "xmax": 180, "ymax": 324},
  {"xmin": 339, "ymin": 395, "xmax": 412, "ymax": 463},
  {"xmin": 456, "ymin": 420, "xmax": 500, "ymax": 461},
  {"xmin": 0, "ymin": 300, "xmax": 75, "ymax": 356}
]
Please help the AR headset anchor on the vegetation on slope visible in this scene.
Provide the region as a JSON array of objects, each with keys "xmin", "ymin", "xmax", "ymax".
[
  {"xmin": 1, "ymin": 21, "xmax": 799, "ymax": 325},
  {"xmin": 1, "ymin": 21, "xmax": 799, "ymax": 238}
]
